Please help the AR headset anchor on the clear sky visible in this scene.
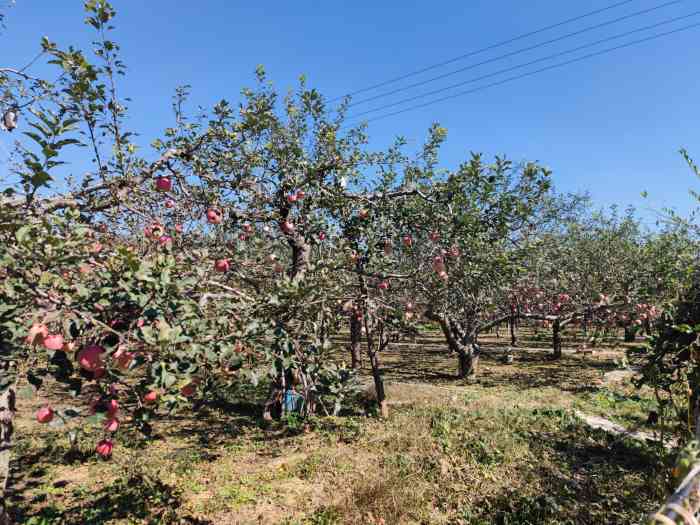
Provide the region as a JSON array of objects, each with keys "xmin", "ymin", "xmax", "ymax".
[{"xmin": 1, "ymin": 0, "xmax": 699, "ymax": 224}]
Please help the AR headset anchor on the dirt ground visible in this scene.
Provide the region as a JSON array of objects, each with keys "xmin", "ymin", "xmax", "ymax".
[{"xmin": 7, "ymin": 327, "xmax": 674, "ymax": 524}]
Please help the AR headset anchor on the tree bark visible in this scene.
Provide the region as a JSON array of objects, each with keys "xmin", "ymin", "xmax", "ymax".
[
  {"xmin": 510, "ymin": 315, "xmax": 517, "ymax": 346},
  {"xmin": 623, "ymin": 325, "xmax": 635, "ymax": 343},
  {"xmin": 457, "ymin": 346, "xmax": 479, "ymax": 377},
  {"xmin": 349, "ymin": 316, "xmax": 362, "ymax": 370},
  {"xmin": 368, "ymin": 351, "xmax": 387, "ymax": 418},
  {"xmin": 552, "ymin": 318, "xmax": 562, "ymax": 359},
  {"xmin": 0, "ymin": 388, "xmax": 15, "ymax": 525}
]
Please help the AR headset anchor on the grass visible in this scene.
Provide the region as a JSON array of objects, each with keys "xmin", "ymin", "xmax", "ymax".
[{"xmin": 8, "ymin": 326, "xmax": 676, "ymax": 524}]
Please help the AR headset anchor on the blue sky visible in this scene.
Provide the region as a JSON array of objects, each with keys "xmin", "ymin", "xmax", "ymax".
[{"xmin": 1, "ymin": 0, "xmax": 699, "ymax": 223}]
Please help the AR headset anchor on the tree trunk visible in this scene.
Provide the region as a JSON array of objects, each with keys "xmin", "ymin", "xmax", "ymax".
[
  {"xmin": 368, "ymin": 352, "xmax": 387, "ymax": 417},
  {"xmin": 552, "ymin": 318, "xmax": 562, "ymax": 359},
  {"xmin": 0, "ymin": 388, "xmax": 15, "ymax": 525},
  {"xmin": 263, "ymin": 229, "xmax": 311, "ymax": 420},
  {"xmin": 510, "ymin": 315, "xmax": 517, "ymax": 346},
  {"xmin": 457, "ymin": 347, "xmax": 479, "ymax": 378},
  {"xmin": 349, "ymin": 316, "xmax": 362, "ymax": 370},
  {"xmin": 624, "ymin": 326, "xmax": 635, "ymax": 343}
]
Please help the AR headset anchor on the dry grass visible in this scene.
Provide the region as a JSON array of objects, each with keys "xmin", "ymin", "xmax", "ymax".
[{"xmin": 8, "ymin": 327, "xmax": 673, "ymax": 524}]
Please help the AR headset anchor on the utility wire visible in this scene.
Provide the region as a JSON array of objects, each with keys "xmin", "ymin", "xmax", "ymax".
[
  {"xmin": 348, "ymin": 0, "xmax": 684, "ymax": 108},
  {"xmin": 346, "ymin": 21, "xmax": 700, "ymax": 125},
  {"xmin": 347, "ymin": 10, "xmax": 700, "ymax": 120},
  {"xmin": 330, "ymin": 0, "xmax": 646, "ymax": 102}
]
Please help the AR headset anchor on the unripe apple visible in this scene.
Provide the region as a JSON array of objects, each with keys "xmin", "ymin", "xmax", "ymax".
[
  {"xmin": 214, "ymin": 259, "xmax": 230, "ymax": 273},
  {"xmin": 43, "ymin": 334, "xmax": 64, "ymax": 351},
  {"xmin": 206, "ymin": 208, "xmax": 223, "ymax": 224},
  {"xmin": 96, "ymin": 439, "xmax": 113, "ymax": 458},
  {"xmin": 36, "ymin": 406, "xmax": 54, "ymax": 424},
  {"xmin": 155, "ymin": 177, "xmax": 172, "ymax": 192}
]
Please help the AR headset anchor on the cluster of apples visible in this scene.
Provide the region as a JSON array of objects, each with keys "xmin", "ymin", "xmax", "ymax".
[{"xmin": 26, "ymin": 321, "xmax": 196, "ymax": 459}]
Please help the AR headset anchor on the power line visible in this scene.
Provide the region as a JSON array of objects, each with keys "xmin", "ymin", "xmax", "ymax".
[
  {"xmin": 346, "ymin": 21, "xmax": 700, "ymax": 125},
  {"xmin": 347, "ymin": 10, "xmax": 700, "ymax": 120},
  {"xmin": 348, "ymin": 0, "xmax": 684, "ymax": 108},
  {"xmin": 330, "ymin": 0, "xmax": 644, "ymax": 102}
]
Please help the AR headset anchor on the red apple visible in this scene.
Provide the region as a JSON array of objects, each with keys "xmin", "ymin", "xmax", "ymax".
[
  {"xmin": 155, "ymin": 177, "xmax": 172, "ymax": 192},
  {"xmin": 377, "ymin": 281, "xmax": 389, "ymax": 290},
  {"xmin": 143, "ymin": 390, "xmax": 159, "ymax": 404},
  {"xmin": 180, "ymin": 383, "xmax": 197, "ymax": 397},
  {"xmin": 358, "ymin": 209, "xmax": 369, "ymax": 220},
  {"xmin": 43, "ymin": 334, "xmax": 64, "ymax": 351},
  {"xmin": 402, "ymin": 235, "xmax": 413, "ymax": 248},
  {"xmin": 77, "ymin": 345, "xmax": 104, "ymax": 372},
  {"xmin": 104, "ymin": 418, "xmax": 119, "ymax": 433},
  {"xmin": 296, "ymin": 190, "xmax": 305, "ymax": 200},
  {"xmin": 429, "ymin": 231, "xmax": 440, "ymax": 242},
  {"xmin": 318, "ymin": 231, "xmax": 326, "ymax": 241},
  {"xmin": 25, "ymin": 324, "xmax": 49, "ymax": 346},
  {"xmin": 280, "ymin": 220, "xmax": 295, "ymax": 234},
  {"xmin": 287, "ymin": 193, "xmax": 298, "ymax": 204},
  {"xmin": 36, "ymin": 406, "xmax": 54, "ymax": 424},
  {"xmin": 206, "ymin": 208, "xmax": 223, "ymax": 224},
  {"xmin": 214, "ymin": 259, "xmax": 230, "ymax": 273},
  {"xmin": 175, "ymin": 224, "xmax": 183, "ymax": 234},
  {"xmin": 106, "ymin": 399, "xmax": 119, "ymax": 417},
  {"xmin": 383, "ymin": 240, "xmax": 393, "ymax": 256},
  {"xmin": 164, "ymin": 199, "xmax": 176, "ymax": 209},
  {"xmin": 96, "ymin": 439, "xmax": 113, "ymax": 458}
]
